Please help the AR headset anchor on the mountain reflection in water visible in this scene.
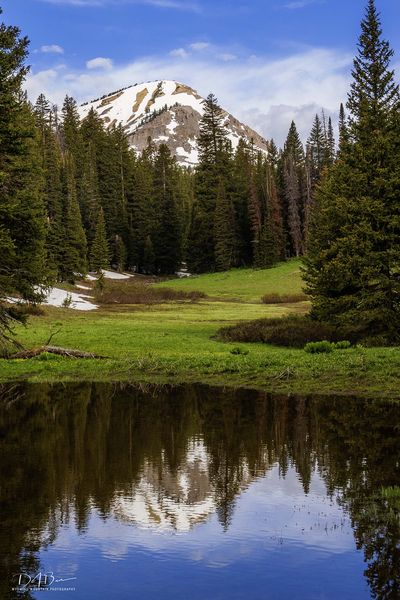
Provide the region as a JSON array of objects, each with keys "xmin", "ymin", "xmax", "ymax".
[{"xmin": 0, "ymin": 383, "xmax": 399, "ymax": 600}]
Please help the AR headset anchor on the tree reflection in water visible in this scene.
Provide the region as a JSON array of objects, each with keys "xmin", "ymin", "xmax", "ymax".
[{"xmin": 0, "ymin": 383, "xmax": 399, "ymax": 599}]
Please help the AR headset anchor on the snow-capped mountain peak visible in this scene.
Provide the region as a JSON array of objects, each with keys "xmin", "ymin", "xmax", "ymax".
[{"xmin": 79, "ymin": 80, "xmax": 269, "ymax": 166}]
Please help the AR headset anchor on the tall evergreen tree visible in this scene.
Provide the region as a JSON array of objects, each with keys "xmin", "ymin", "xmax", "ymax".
[
  {"xmin": 90, "ymin": 208, "xmax": 110, "ymax": 272},
  {"xmin": 214, "ymin": 179, "xmax": 237, "ymax": 271},
  {"xmin": 34, "ymin": 95, "xmax": 64, "ymax": 279},
  {"xmin": 281, "ymin": 121, "xmax": 307, "ymax": 256},
  {"xmin": 187, "ymin": 94, "xmax": 231, "ymax": 273},
  {"xmin": 143, "ymin": 234, "xmax": 155, "ymax": 274},
  {"xmin": 153, "ymin": 144, "xmax": 182, "ymax": 274},
  {"xmin": 127, "ymin": 147, "xmax": 156, "ymax": 272},
  {"xmin": 326, "ymin": 117, "xmax": 336, "ymax": 165},
  {"xmin": 0, "ymin": 7, "xmax": 46, "ymax": 322},
  {"xmin": 338, "ymin": 102, "xmax": 349, "ymax": 153},
  {"xmin": 232, "ymin": 139, "xmax": 253, "ymax": 266},
  {"xmin": 304, "ymin": 113, "xmax": 335, "ymax": 243},
  {"xmin": 304, "ymin": 0, "xmax": 400, "ymax": 344},
  {"xmin": 61, "ymin": 154, "xmax": 87, "ymax": 281},
  {"xmin": 265, "ymin": 142, "xmax": 285, "ymax": 262}
]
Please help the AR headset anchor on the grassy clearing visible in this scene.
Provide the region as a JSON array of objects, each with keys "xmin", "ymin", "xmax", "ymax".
[
  {"xmin": 156, "ymin": 259, "xmax": 305, "ymax": 302},
  {"xmin": 1, "ymin": 259, "xmax": 399, "ymax": 397},
  {"xmin": 0, "ymin": 300, "xmax": 398, "ymax": 397}
]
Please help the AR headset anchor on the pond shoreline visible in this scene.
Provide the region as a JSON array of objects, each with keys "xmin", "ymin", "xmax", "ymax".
[{"xmin": 1, "ymin": 359, "xmax": 399, "ymax": 400}]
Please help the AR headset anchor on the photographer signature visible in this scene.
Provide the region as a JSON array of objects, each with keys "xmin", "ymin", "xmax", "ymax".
[{"xmin": 16, "ymin": 572, "xmax": 77, "ymax": 589}]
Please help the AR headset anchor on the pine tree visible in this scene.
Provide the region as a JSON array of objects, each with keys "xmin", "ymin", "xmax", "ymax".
[
  {"xmin": 304, "ymin": 113, "xmax": 335, "ymax": 244},
  {"xmin": 61, "ymin": 154, "xmax": 88, "ymax": 281},
  {"xmin": 338, "ymin": 103, "xmax": 349, "ymax": 153},
  {"xmin": 174, "ymin": 167, "xmax": 194, "ymax": 260},
  {"xmin": 307, "ymin": 115, "xmax": 326, "ymax": 174},
  {"xmin": 284, "ymin": 154, "xmax": 303, "ymax": 257},
  {"xmin": 79, "ymin": 112, "xmax": 101, "ymax": 241},
  {"xmin": 34, "ymin": 96, "xmax": 64, "ymax": 279},
  {"xmin": 197, "ymin": 93, "xmax": 229, "ymax": 166},
  {"xmin": 232, "ymin": 139, "xmax": 253, "ymax": 265},
  {"xmin": 0, "ymin": 8, "xmax": 46, "ymax": 322},
  {"xmin": 304, "ymin": 0, "xmax": 400, "ymax": 344},
  {"xmin": 326, "ymin": 117, "xmax": 336, "ymax": 165},
  {"xmin": 187, "ymin": 93, "xmax": 231, "ymax": 273},
  {"xmin": 90, "ymin": 208, "xmax": 110, "ymax": 272},
  {"xmin": 281, "ymin": 121, "xmax": 307, "ymax": 256},
  {"xmin": 153, "ymin": 144, "xmax": 182, "ymax": 274},
  {"xmin": 127, "ymin": 148, "xmax": 156, "ymax": 272},
  {"xmin": 265, "ymin": 142, "xmax": 285, "ymax": 261},
  {"xmin": 214, "ymin": 179, "xmax": 237, "ymax": 271},
  {"xmin": 143, "ymin": 235, "xmax": 155, "ymax": 274},
  {"xmin": 114, "ymin": 235, "xmax": 127, "ymax": 273}
]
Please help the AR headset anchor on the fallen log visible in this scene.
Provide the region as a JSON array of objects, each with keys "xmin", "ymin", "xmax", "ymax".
[{"xmin": 8, "ymin": 345, "xmax": 107, "ymax": 360}]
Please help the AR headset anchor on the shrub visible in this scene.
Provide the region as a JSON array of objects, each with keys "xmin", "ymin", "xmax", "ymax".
[
  {"xmin": 304, "ymin": 341, "xmax": 334, "ymax": 354},
  {"xmin": 219, "ymin": 316, "xmax": 334, "ymax": 348},
  {"xmin": 7, "ymin": 303, "xmax": 45, "ymax": 317},
  {"xmin": 230, "ymin": 346, "xmax": 249, "ymax": 356},
  {"xmin": 217, "ymin": 315, "xmax": 361, "ymax": 349},
  {"xmin": 381, "ymin": 486, "xmax": 400, "ymax": 500},
  {"xmin": 62, "ymin": 294, "xmax": 73, "ymax": 308},
  {"xmin": 333, "ymin": 340, "xmax": 351, "ymax": 350},
  {"xmin": 95, "ymin": 280, "xmax": 207, "ymax": 304},
  {"xmin": 261, "ymin": 293, "xmax": 308, "ymax": 304}
]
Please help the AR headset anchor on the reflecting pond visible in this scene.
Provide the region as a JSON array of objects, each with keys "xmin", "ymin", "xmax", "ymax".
[{"xmin": 0, "ymin": 383, "xmax": 399, "ymax": 599}]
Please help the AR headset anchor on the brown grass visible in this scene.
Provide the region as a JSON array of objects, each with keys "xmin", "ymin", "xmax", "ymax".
[
  {"xmin": 217, "ymin": 315, "xmax": 360, "ymax": 348},
  {"xmin": 261, "ymin": 293, "xmax": 308, "ymax": 304},
  {"xmin": 95, "ymin": 280, "xmax": 207, "ymax": 305}
]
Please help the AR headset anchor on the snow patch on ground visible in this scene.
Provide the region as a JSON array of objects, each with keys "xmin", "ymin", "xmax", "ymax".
[
  {"xmin": 86, "ymin": 270, "xmax": 132, "ymax": 281},
  {"xmin": 102, "ymin": 270, "xmax": 132, "ymax": 280},
  {"xmin": 76, "ymin": 284, "xmax": 91, "ymax": 290},
  {"xmin": 44, "ymin": 288, "xmax": 98, "ymax": 311},
  {"xmin": 176, "ymin": 271, "xmax": 191, "ymax": 278}
]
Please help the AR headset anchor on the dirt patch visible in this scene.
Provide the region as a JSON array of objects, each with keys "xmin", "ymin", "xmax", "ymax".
[
  {"xmin": 100, "ymin": 91, "xmax": 123, "ymax": 107},
  {"xmin": 132, "ymin": 88, "xmax": 148, "ymax": 114}
]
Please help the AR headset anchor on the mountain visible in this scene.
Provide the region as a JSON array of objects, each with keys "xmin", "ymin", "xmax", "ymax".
[{"xmin": 79, "ymin": 80, "xmax": 269, "ymax": 166}]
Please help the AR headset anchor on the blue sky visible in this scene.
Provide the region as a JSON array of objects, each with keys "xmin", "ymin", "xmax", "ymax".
[{"xmin": 2, "ymin": 0, "xmax": 400, "ymax": 143}]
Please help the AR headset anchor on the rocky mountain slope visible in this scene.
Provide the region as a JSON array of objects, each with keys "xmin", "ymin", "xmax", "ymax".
[{"xmin": 79, "ymin": 80, "xmax": 269, "ymax": 166}]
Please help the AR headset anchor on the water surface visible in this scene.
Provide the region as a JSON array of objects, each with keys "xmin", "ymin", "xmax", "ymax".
[{"xmin": 0, "ymin": 383, "xmax": 399, "ymax": 599}]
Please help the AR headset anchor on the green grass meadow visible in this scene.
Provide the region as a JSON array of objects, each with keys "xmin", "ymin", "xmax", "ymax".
[
  {"xmin": 1, "ymin": 260, "xmax": 399, "ymax": 397},
  {"xmin": 156, "ymin": 260, "xmax": 305, "ymax": 301}
]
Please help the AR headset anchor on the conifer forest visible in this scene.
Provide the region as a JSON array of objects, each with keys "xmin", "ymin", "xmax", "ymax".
[
  {"xmin": 0, "ymin": 0, "xmax": 400, "ymax": 359},
  {"xmin": 1, "ymin": 2, "xmax": 400, "ymax": 600}
]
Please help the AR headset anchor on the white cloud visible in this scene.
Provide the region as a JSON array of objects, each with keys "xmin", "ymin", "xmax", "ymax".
[
  {"xmin": 39, "ymin": 0, "xmax": 200, "ymax": 10},
  {"xmin": 86, "ymin": 57, "xmax": 114, "ymax": 70},
  {"xmin": 218, "ymin": 53, "xmax": 237, "ymax": 62},
  {"xmin": 143, "ymin": 0, "xmax": 199, "ymax": 8},
  {"xmin": 282, "ymin": 0, "xmax": 324, "ymax": 9},
  {"xmin": 38, "ymin": 44, "xmax": 64, "ymax": 54},
  {"xmin": 169, "ymin": 48, "xmax": 189, "ymax": 59},
  {"xmin": 25, "ymin": 46, "xmax": 352, "ymax": 146},
  {"xmin": 190, "ymin": 42, "xmax": 210, "ymax": 51},
  {"xmin": 40, "ymin": 0, "xmax": 102, "ymax": 4}
]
